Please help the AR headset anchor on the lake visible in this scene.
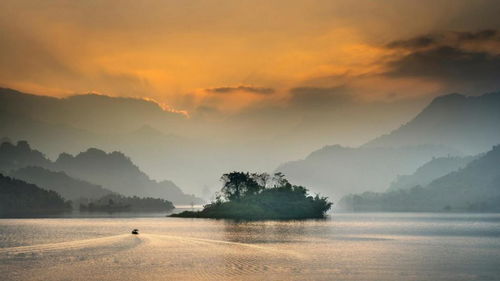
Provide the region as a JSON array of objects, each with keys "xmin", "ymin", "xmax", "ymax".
[{"xmin": 1, "ymin": 213, "xmax": 499, "ymax": 281}]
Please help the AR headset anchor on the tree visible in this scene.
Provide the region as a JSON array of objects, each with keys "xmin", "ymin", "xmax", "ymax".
[
  {"xmin": 221, "ymin": 172, "xmax": 263, "ymax": 201},
  {"xmin": 251, "ymin": 173, "xmax": 270, "ymax": 188},
  {"xmin": 272, "ymin": 172, "xmax": 289, "ymax": 187},
  {"xmin": 172, "ymin": 171, "xmax": 333, "ymax": 220}
]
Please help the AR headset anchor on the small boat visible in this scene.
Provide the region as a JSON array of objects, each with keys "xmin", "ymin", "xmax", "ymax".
[{"xmin": 131, "ymin": 229, "xmax": 139, "ymax": 235}]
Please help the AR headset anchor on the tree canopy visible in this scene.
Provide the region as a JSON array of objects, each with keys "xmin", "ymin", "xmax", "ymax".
[{"xmin": 171, "ymin": 172, "xmax": 332, "ymax": 220}]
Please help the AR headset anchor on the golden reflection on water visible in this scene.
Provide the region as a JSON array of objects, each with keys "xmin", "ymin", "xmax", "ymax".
[{"xmin": 1, "ymin": 214, "xmax": 500, "ymax": 281}]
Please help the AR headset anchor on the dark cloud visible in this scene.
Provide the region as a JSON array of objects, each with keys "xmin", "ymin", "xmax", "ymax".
[
  {"xmin": 388, "ymin": 46, "xmax": 500, "ymax": 86},
  {"xmin": 206, "ymin": 85, "xmax": 275, "ymax": 95},
  {"xmin": 387, "ymin": 46, "xmax": 500, "ymax": 80},
  {"xmin": 384, "ymin": 29, "xmax": 500, "ymax": 93},
  {"xmin": 288, "ymin": 86, "xmax": 353, "ymax": 109},
  {"xmin": 456, "ymin": 29, "xmax": 499, "ymax": 41},
  {"xmin": 387, "ymin": 35, "xmax": 442, "ymax": 49},
  {"xmin": 192, "ymin": 105, "xmax": 221, "ymax": 119},
  {"xmin": 387, "ymin": 29, "xmax": 500, "ymax": 50}
]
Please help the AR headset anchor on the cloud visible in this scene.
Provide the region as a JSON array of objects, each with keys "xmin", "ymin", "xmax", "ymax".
[
  {"xmin": 383, "ymin": 29, "xmax": 500, "ymax": 93},
  {"xmin": 0, "ymin": 21, "xmax": 152, "ymax": 97},
  {"xmin": 387, "ymin": 46, "xmax": 500, "ymax": 80},
  {"xmin": 456, "ymin": 29, "xmax": 499, "ymax": 42},
  {"xmin": 286, "ymin": 29, "xmax": 500, "ymax": 102},
  {"xmin": 288, "ymin": 86, "xmax": 353, "ymax": 109},
  {"xmin": 387, "ymin": 29, "xmax": 500, "ymax": 50},
  {"xmin": 205, "ymin": 85, "xmax": 275, "ymax": 95},
  {"xmin": 387, "ymin": 35, "xmax": 441, "ymax": 49}
]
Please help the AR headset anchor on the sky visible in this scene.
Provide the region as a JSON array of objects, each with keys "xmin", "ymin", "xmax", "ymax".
[{"xmin": 1, "ymin": 0, "xmax": 500, "ymax": 149}]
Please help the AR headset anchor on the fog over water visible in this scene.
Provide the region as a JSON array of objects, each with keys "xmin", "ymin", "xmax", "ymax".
[{"xmin": 1, "ymin": 213, "xmax": 499, "ymax": 281}]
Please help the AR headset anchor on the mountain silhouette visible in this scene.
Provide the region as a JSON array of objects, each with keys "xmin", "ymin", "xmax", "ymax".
[
  {"xmin": 53, "ymin": 148, "xmax": 203, "ymax": 204},
  {"xmin": 0, "ymin": 87, "xmax": 199, "ymax": 193},
  {"xmin": 0, "ymin": 140, "xmax": 51, "ymax": 172},
  {"xmin": 0, "ymin": 173, "xmax": 70, "ymax": 217},
  {"xmin": 0, "ymin": 140, "xmax": 200, "ymax": 204},
  {"xmin": 339, "ymin": 144, "xmax": 500, "ymax": 212},
  {"xmin": 424, "ymin": 144, "xmax": 500, "ymax": 209},
  {"xmin": 10, "ymin": 166, "xmax": 113, "ymax": 201},
  {"xmin": 366, "ymin": 92, "xmax": 500, "ymax": 154},
  {"xmin": 387, "ymin": 155, "xmax": 479, "ymax": 191},
  {"xmin": 277, "ymin": 144, "xmax": 458, "ymax": 200},
  {"xmin": 0, "ymin": 88, "xmax": 184, "ymax": 135},
  {"xmin": 277, "ymin": 92, "xmax": 500, "ymax": 200}
]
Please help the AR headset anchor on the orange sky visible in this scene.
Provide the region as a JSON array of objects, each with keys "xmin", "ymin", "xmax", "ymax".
[{"xmin": 1, "ymin": 0, "xmax": 500, "ymax": 116}]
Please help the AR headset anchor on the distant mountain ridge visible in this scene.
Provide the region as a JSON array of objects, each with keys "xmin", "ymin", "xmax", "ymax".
[
  {"xmin": 365, "ymin": 92, "xmax": 500, "ymax": 154},
  {"xmin": 0, "ymin": 140, "xmax": 201, "ymax": 204},
  {"xmin": 4, "ymin": 87, "xmax": 500, "ymax": 203},
  {"xmin": 277, "ymin": 91, "xmax": 500, "ymax": 200},
  {"xmin": 339, "ymin": 144, "xmax": 500, "ymax": 212},
  {"xmin": 0, "ymin": 140, "xmax": 51, "ymax": 172},
  {"xmin": 0, "ymin": 88, "xmax": 187, "ymax": 160},
  {"xmin": 54, "ymin": 148, "xmax": 203, "ymax": 204},
  {"xmin": 388, "ymin": 155, "xmax": 479, "ymax": 191},
  {"xmin": 0, "ymin": 88, "xmax": 184, "ymax": 135},
  {"xmin": 0, "ymin": 88, "xmax": 201, "ymax": 194},
  {"xmin": 10, "ymin": 166, "xmax": 113, "ymax": 201},
  {"xmin": 277, "ymin": 144, "xmax": 459, "ymax": 199}
]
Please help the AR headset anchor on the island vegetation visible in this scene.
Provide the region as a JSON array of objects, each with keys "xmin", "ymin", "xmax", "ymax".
[
  {"xmin": 171, "ymin": 172, "xmax": 332, "ymax": 220},
  {"xmin": 79, "ymin": 193, "xmax": 175, "ymax": 212}
]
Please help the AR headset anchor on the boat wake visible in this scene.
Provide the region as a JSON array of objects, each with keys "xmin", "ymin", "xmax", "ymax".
[{"xmin": 0, "ymin": 234, "xmax": 140, "ymax": 257}]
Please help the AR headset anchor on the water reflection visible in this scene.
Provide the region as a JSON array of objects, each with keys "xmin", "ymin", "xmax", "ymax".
[{"xmin": 0, "ymin": 213, "xmax": 499, "ymax": 281}]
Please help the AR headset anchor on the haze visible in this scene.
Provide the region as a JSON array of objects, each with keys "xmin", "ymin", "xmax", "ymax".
[{"xmin": 1, "ymin": 0, "xmax": 500, "ymax": 197}]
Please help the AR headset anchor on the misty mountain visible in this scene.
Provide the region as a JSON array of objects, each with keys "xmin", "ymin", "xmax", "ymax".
[
  {"xmin": 0, "ymin": 89, "xmax": 102, "ymax": 158},
  {"xmin": 4, "ymin": 87, "xmax": 414, "ymax": 197},
  {"xmin": 0, "ymin": 140, "xmax": 51, "ymax": 172},
  {"xmin": 4, "ymin": 87, "xmax": 499, "ymax": 200},
  {"xmin": 424, "ymin": 145, "xmax": 500, "ymax": 209},
  {"xmin": 10, "ymin": 166, "xmax": 112, "ymax": 201},
  {"xmin": 0, "ymin": 173, "xmax": 70, "ymax": 217},
  {"xmin": 277, "ymin": 144, "xmax": 458, "ymax": 200},
  {"xmin": 0, "ymin": 88, "xmax": 215, "ymax": 194},
  {"xmin": 277, "ymin": 91, "xmax": 500, "ymax": 200},
  {"xmin": 366, "ymin": 92, "xmax": 500, "ymax": 154},
  {"xmin": 388, "ymin": 155, "xmax": 479, "ymax": 191},
  {"xmin": 0, "ymin": 140, "xmax": 200, "ymax": 204},
  {"xmin": 53, "ymin": 148, "xmax": 203, "ymax": 205},
  {"xmin": 0, "ymin": 88, "xmax": 184, "ymax": 135},
  {"xmin": 339, "ymin": 145, "xmax": 500, "ymax": 212}
]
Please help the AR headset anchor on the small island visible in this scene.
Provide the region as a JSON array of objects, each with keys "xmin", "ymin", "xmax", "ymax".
[
  {"xmin": 79, "ymin": 194, "xmax": 175, "ymax": 213},
  {"xmin": 170, "ymin": 172, "xmax": 332, "ymax": 220}
]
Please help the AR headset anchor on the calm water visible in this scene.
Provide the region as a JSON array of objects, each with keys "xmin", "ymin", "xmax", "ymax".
[{"xmin": 1, "ymin": 213, "xmax": 500, "ymax": 281}]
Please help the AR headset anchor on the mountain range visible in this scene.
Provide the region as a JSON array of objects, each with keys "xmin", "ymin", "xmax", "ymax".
[
  {"xmin": 2, "ymin": 87, "xmax": 500, "ymax": 210},
  {"xmin": 278, "ymin": 92, "xmax": 500, "ymax": 201},
  {"xmin": 0, "ymin": 87, "xmax": 241, "ymax": 195},
  {"xmin": 10, "ymin": 166, "xmax": 112, "ymax": 201},
  {"xmin": 277, "ymin": 144, "xmax": 459, "ymax": 200},
  {"xmin": 339, "ymin": 145, "xmax": 500, "ymax": 212},
  {"xmin": 366, "ymin": 92, "xmax": 500, "ymax": 154},
  {"xmin": 0, "ymin": 140, "xmax": 202, "ymax": 205},
  {"xmin": 53, "ymin": 148, "xmax": 202, "ymax": 204},
  {"xmin": 387, "ymin": 155, "xmax": 479, "ymax": 192}
]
